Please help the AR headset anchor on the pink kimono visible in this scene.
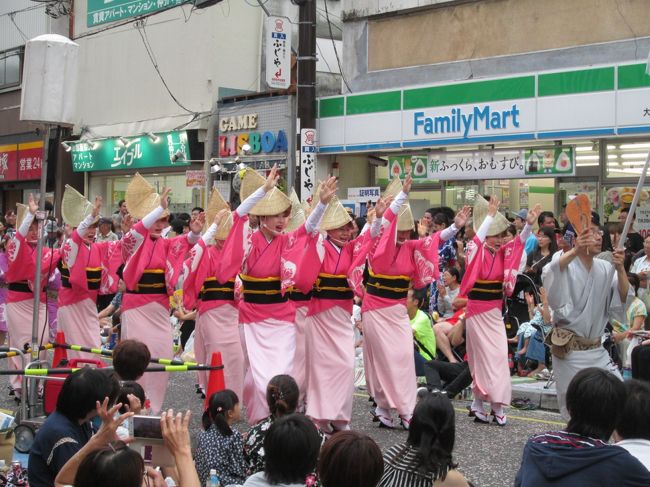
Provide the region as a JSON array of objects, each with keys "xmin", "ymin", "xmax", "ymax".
[
  {"xmin": 5, "ymin": 232, "xmax": 61, "ymax": 391},
  {"xmin": 121, "ymin": 217, "xmax": 195, "ymax": 414},
  {"xmin": 460, "ymin": 229, "xmax": 525, "ymax": 407},
  {"xmin": 59, "ymin": 223, "xmax": 122, "ymax": 360},
  {"xmin": 362, "ymin": 199, "xmax": 443, "ymax": 419},
  {"xmin": 304, "ymin": 229, "xmax": 378, "ymax": 430},
  {"xmin": 183, "ymin": 213, "xmax": 248, "ymax": 400}
]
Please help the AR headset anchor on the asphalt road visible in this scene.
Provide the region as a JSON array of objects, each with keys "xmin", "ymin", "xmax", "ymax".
[{"xmin": 0, "ymin": 354, "xmax": 566, "ymax": 487}]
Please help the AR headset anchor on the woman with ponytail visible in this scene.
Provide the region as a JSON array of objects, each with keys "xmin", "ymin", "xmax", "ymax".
[
  {"xmin": 194, "ymin": 389, "xmax": 247, "ymax": 487},
  {"xmin": 379, "ymin": 393, "xmax": 470, "ymax": 487}
]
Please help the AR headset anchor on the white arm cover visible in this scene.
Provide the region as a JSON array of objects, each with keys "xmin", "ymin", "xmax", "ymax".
[
  {"xmin": 370, "ymin": 217, "xmax": 382, "ymax": 238},
  {"xmin": 18, "ymin": 212, "xmax": 35, "ymax": 237},
  {"xmin": 389, "ymin": 191, "xmax": 408, "ymax": 215},
  {"xmin": 476, "ymin": 215, "xmax": 494, "ymax": 242},
  {"xmin": 142, "ymin": 206, "xmax": 165, "ymax": 229},
  {"xmin": 236, "ymin": 187, "xmax": 266, "ymax": 217},
  {"xmin": 202, "ymin": 223, "xmax": 218, "ymax": 244},
  {"xmin": 440, "ymin": 223, "xmax": 460, "ymax": 241},
  {"xmin": 305, "ymin": 202, "xmax": 326, "ymax": 233},
  {"xmin": 187, "ymin": 231, "xmax": 201, "ymax": 245},
  {"xmin": 76, "ymin": 214, "xmax": 96, "ymax": 239},
  {"xmin": 519, "ymin": 223, "xmax": 533, "ymax": 243}
]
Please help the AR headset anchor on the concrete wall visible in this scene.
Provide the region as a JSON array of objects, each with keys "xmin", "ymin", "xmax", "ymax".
[
  {"xmin": 342, "ymin": 0, "xmax": 456, "ymax": 20},
  {"xmin": 72, "ymin": 2, "xmax": 264, "ymax": 135},
  {"xmin": 368, "ymin": 0, "xmax": 650, "ymax": 70},
  {"xmin": 341, "ymin": 1, "xmax": 650, "ymax": 94}
]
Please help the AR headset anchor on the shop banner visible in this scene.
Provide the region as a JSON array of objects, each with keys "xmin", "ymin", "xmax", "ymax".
[
  {"xmin": 318, "ymin": 62, "xmax": 650, "ymax": 153},
  {"xmin": 387, "ymin": 147, "xmax": 574, "ymax": 181},
  {"xmin": 300, "ymin": 128, "xmax": 317, "ymax": 201},
  {"xmin": 0, "ymin": 141, "xmax": 44, "ymax": 182},
  {"xmin": 265, "ymin": 17, "xmax": 291, "ymax": 89},
  {"xmin": 87, "ymin": 0, "xmax": 188, "ymax": 28},
  {"xmin": 186, "ymin": 170, "xmax": 206, "ymax": 188},
  {"xmin": 347, "ymin": 187, "xmax": 380, "ymax": 201},
  {"xmin": 70, "ymin": 131, "xmax": 190, "ymax": 172}
]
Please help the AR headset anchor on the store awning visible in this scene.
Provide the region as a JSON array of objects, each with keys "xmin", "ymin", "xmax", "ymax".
[{"xmin": 73, "ymin": 112, "xmax": 210, "ymax": 138}]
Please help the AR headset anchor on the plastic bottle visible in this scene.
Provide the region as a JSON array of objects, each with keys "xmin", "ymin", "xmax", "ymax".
[{"xmin": 207, "ymin": 469, "xmax": 220, "ymax": 487}]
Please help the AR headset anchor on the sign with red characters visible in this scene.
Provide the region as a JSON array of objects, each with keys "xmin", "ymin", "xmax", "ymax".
[{"xmin": 0, "ymin": 141, "xmax": 44, "ymax": 182}]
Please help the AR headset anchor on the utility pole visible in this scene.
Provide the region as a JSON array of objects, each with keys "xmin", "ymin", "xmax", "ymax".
[{"xmin": 295, "ymin": 0, "xmax": 317, "ymax": 197}]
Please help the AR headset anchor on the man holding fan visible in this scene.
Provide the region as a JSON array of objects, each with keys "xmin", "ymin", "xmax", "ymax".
[{"xmin": 542, "ymin": 195, "xmax": 632, "ymax": 418}]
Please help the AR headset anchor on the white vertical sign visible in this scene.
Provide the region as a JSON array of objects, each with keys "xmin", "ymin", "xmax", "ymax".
[
  {"xmin": 266, "ymin": 17, "xmax": 291, "ymax": 90},
  {"xmin": 300, "ymin": 128, "xmax": 317, "ymax": 202}
]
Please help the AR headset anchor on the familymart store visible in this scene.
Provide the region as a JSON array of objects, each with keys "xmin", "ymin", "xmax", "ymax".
[{"xmin": 317, "ymin": 62, "xmax": 650, "ymax": 226}]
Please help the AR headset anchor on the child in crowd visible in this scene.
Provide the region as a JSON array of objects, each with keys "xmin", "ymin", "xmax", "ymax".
[
  {"xmin": 195, "ymin": 389, "xmax": 247, "ymax": 487},
  {"xmin": 112, "ymin": 339, "xmax": 151, "ymax": 381},
  {"xmin": 244, "ymin": 414, "xmax": 321, "ymax": 487}
]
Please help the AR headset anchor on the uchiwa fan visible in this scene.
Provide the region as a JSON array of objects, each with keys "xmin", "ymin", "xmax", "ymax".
[
  {"xmin": 61, "ymin": 185, "xmax": 94, "ymax": 227},
  {"xmin": 565, "ymin": 194, "xmax": 592, "ymax": 236},
  {"xmin": 125, "ymin": 173, "xmax": 162, "ymax": 220}
]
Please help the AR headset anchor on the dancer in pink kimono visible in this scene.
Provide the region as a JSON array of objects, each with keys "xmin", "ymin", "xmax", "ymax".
[
  {"xmin": 303, "ymin": 197, "xmax": 389, "ymax": 433},
  {"xmin": 59, "ymin": 197, "xmax": 123, "ymax": 360},
  {"xmin": 5, "ymin": 196, "xmax": 61, "ymax": 395},
  {"xmin": 460, "ymin": 196, "xmax": 539, "ymax": 426},
  {"xmin": 364, "ymin": 176, "xmax": 469, "ymax": 429},
  {"xmin": 184, "ymin": 208, "xmax": 245, "ymax": 400},
  {"xmin": 219, "ymin": 165, "xmax": 337, "ymax": 424},
  {"xmin": 121, "ymin": 188, "xmax": 204, "ymax": 414}
]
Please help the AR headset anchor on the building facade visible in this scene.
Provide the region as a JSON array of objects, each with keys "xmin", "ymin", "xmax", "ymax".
[{"xmin": 316, "ymin": 0, "xmax": 650, "ymax": 234}]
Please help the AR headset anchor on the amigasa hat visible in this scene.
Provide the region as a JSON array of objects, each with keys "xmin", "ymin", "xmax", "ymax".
[
  {"xmin": 383, "ymin": 177, "xmax": 413, "ymax": 231},
  {"xmin": 240, "ymin": 168, "xmax": 291, "ymax": 216},
  {"xmin": 205, "ymin": 188, "xmax": 232, "ymax": 241},
  {"xmin": 320, "ymin": 196, "xmax": 353, "ymax": 231},
  {"xmin": 397, "ymin": 204, "xmax": 415, "ymax": 231},
  {"xmin": 125, "ymin": 173, "xmax": 170, "ymax": 220},
  {"xmin": 286, "ymin": 188, "xmax": 306, "ymax": 232},
  {"xmin": 61, "ymin": 185, "xmax": 95, "ymax": 227},
  {"xmin": 473, "ymin": 194, "xmax": 510, "ymax": 236},
  {"xmin": 15, "ymin": 203, "xmax": 29, "ymax": 230}
]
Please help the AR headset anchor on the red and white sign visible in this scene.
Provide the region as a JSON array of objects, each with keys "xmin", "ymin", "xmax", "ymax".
[
  {"xmin": 185, "ymin": 169, "xmax": 206, "ymax": 188},
  {"xmin": 0, "ymin": 141, "xmax": 43, "ymax": 182},
  {"xmin": 265, "ymin": 16, "xmax": 291, "ymax": 90}
]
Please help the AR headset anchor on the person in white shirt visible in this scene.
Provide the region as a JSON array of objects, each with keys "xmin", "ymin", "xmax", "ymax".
[
  {"xmin": 630, "ymin": 235, "xmax": 650, "ymax": 299},
  {"xmin": 615, "ymin": 379, "xmax": 650, "ymax": 471},
  {"xmin": 436, "ymin": 268, "xmax": 462, "ymax": 320}
]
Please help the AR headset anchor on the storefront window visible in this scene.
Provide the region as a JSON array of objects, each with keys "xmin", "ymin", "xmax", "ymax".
[
  {"xmin": 445, "ymin": 183, "xmax": 479, "ymax": 211},
  {"xmin": 90, "ymin": 173, "xmax": 204, "ymax": 216},
  {"xmin": 606, "ymin": 140, "xmax": 650, "ymax": 178},
  {"xmin": 604, "ymin": 184, "xmax": 650, "ymax": 233},
  {"xmin": 558, "ymin": 182, "xmax": 598, "ymax": 209}
]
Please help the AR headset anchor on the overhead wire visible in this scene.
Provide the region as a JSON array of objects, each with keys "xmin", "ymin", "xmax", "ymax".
[
  {"xmin": 134, "ymin": 19, "xmax": 197, "ymax": 116},
  {"xmin": 323, "ymin": 0, "xmax": 351, "ymax": 92}
]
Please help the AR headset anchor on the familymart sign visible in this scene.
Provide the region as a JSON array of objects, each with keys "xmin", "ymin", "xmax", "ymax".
[{"xmin": 317, "ymin": 63, "xmax": 650, "ymax": 153}]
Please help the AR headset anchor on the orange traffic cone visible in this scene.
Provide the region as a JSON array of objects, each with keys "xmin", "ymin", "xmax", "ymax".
[
  {"xmin": 52, "ymin": 331, "xmax": 68, "ymax": 367},
  {"xmin": 204, "ymin": 352, "xmax": 225, "ymax": 409}
]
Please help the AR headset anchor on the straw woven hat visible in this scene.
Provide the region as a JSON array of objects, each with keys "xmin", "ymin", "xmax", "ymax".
[
  {"xmin": 321, "ymin": 196, "xmax": 353, "ymax": 231},
  {"xmin": 205, "ymin": 188, "xmax": 232, "ymax": 240},
  {"xmin": 15, "ymin": 203, "xmax": 29, "ymax": 230},
  {"xmin": 61, "ymin": 185, "xmax": 95, "ymax": 227},
  {"xmin": 126, "ymin": 173, "xmax": 169, "ymax": 220},
  {"xmin": 473, "ymin": 195, "xmax": 510, "ymax": 236},
  {"xmin": 239, "ymin": 168, "xmax": 265, "ymax": 201},
  {"xmin": 383, "ymin": 177, "xmax": 402, "ymax": 198},
  {"xmin": 286, "ymin": 188, "xmax": 306, "ymax": 232},
  {"xmin": 240, "ymin": 168, "xmax": 291, "ymax": 216},
  {"xmin": 397, "ymin": 203, "xmax": 415, "ymax": 231}
]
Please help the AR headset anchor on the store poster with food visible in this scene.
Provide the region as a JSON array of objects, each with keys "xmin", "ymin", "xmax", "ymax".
[{"xmin": 605, "ymin": 186, "xmax": 650, "ymax": 238}]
